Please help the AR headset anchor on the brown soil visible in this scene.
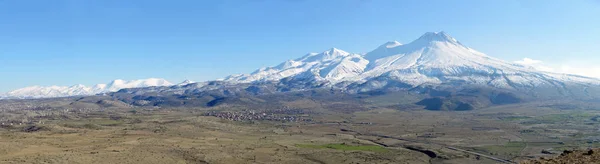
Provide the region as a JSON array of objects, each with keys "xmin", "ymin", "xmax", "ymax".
[{"xmin": 522, "ymin": 149, "xmax": 600, "ymax": 164}]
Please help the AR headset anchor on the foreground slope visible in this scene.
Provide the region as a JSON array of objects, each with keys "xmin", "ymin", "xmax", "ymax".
[{"xmin": 522, "ymin": 149, "xmax": 600, "ymax": 164}]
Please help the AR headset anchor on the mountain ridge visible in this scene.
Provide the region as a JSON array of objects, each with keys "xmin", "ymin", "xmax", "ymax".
[
  {"xmin": 4, "ymin": 31, "xmax": 600, "ymax": 101},
  {"xmin": 1, "ymin": 78, "xmax": 173, "ymax": 99},
  {"xmin": 87, "ymin": 31, "xmax": 600, "ymax": 110},
  {"xmin": 221, "ymin": 32, "xmax": 600, "ymax": 94}
]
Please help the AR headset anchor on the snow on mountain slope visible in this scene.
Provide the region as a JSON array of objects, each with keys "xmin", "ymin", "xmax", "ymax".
[
  {"xmin": 353, "ymin": 32, "xmax": 600, "ymax": 89},
  {"xmin": 6, "ymin": 31, "xmax": 599, "ymax": 100},
  {"xmin": 223, "ymin": 48, "xmax": 369, "ymax": 83},
  {"xmin": 221, "ymin": 31, "xmax": 600, "ymax": 96},
  {"xmin": 177, "ymin": 80, "xmax": 196, "ymax": 86},
  {"xmin": 362, "ymin": 32, "xmax": 519, "ymax": 75},
  {"xmin": 2, "ymin": 78, "xmax": 173, "ymax": 99},
  {"xmin": 104, "ymin": 78, "xmax": 172, "ymax": 91}
]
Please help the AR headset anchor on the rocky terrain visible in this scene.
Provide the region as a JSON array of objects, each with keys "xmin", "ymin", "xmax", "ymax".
[{"xmin": 522, "ymin": 149, "xmax": 600, "ymax": 164}]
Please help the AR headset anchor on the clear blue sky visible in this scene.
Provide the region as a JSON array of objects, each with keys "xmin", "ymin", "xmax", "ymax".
[{"xmin": 1, "ymin": 0, "xmax": 599, "ymax": 92}]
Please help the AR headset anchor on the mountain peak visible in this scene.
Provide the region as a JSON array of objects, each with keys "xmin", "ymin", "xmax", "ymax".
[
  {"xmin": 296, "ymin": 48, "xmax": 350, "ymax": 63},
  {"xmin": 177, "ymin": 80, "xmax": 195, "ymax": 86},
  {"xmin": 181, "ymin": 79, "xmax": 194, "ymax": 83},
  {"xmin": 70, "ymin": 84, "xmax": 86, "ymax": 88},
  {"xmin": 379, "ymin": 41, "xmax": 402, "ymax": 48},
  {"xmin": 2, "ymin": 78, "xmax": 174, "ymax": 99},
  {"xmin": 109, "ymin": 79, "xmax": 126, "ymax": 85},
  {"xmin": 364, "ymin": 41, "xmax": 404, "ymax": 61},
  {"xmin": 415, "ymin": 31, "xmax": 459, "ymax": 44},
  {"xmin": 325, "ymin": 47, "xmax": 346, "ymax": 54}
]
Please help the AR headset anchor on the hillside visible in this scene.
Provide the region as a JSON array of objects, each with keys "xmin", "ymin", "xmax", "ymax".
[{"xmin": 522, "ymin": 149, "xmax": 600, "ymax": 164}]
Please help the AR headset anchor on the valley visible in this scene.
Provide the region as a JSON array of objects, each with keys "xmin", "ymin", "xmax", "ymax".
[{"xmin": 1, "ymin": 93, "xmax": 599, "ymax": 164}]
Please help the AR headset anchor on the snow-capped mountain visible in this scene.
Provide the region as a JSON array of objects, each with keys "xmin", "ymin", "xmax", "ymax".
[
  {"xmin": 91, "ymin": 31, "xmax": 600, "ymax": 109},
  {"xmin": 5, "ymin": 31, "xmax": 600, "ymax": 101},
  {"xmin": 221, "ymin": 31, "xmax": 600, "ymax": 98},
  {"xmin": 224, "ymin": 48, "xmax": 369, "ymax": 83},
  {"xmin": 2, "ymin": 78, "xmax": 173, "ymax": 99},
  {"xmin": 353, "ymin": 32, "xmax": 587, "ymax": 86},
  {"xmin": 177, "ymin": 80, "xmax": 196, "ymax": 86}
]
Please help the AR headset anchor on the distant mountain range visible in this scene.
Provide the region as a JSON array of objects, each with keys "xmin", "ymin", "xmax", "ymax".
[
  {"xmin": 95, "ymin": 31, "xmax": 600, "ymax": 110},
  {"xmin": 3, "ymin": 32, "xmax": 600, "ymax": 102},
  {"xmin": 0, "ymin": 78, "xmax": 175, "ymax": 99}
]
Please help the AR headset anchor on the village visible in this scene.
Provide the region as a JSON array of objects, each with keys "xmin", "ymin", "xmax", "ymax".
[{"xmin": 202, "ymin": 108, "xmax": 313, "ymax": 122}]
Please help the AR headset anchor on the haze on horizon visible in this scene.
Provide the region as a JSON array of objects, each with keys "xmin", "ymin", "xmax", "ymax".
[{"xmin": 1, "ymin": 0, "xmax": 599, "ymax": 92}]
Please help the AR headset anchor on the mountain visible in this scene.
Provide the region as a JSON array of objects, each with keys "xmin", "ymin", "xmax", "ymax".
[
  {"xmin": 99, "ymin": 31, "xmax": 600, "ymax": 110},
  {"xmin": 223, "ymin": 48, "xmax": 369, "ymax": 83},
  {"xmin": 5, "ymin": 31, "xmax": 600, "ymax": 106},
  {"xmin": 1, "ymin": 78, "xmax": 173, "ymax": 99},
  {"xmin": 346, "ymin": 32, "xmax": 599, "ymax": 92},
  {"xmin": 177, "ymin": 80, "xmax": 196, "ymax": 86},
  {"xmin": 218, "ymin": 32, "xmax": 599, "ymax": 98}
]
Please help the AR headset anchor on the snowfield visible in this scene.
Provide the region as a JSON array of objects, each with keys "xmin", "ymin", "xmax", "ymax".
[{"xmin": 223, "ymin": 31, "xmax": 600, "ymax": 90}]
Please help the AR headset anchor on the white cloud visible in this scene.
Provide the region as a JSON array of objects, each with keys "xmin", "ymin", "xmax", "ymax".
[
  {"xmin": 514, "ymin": 58, "xmax": 543, "ymax": 65},
  {"xmin": 514, "ymin": 58, "xmax": 600, "ymax": 78},
  {"xmin": 514, "ymin": 58, "xmax": 554, "ymax": 72},
  {"xmin": 557, "ymin": 65, "xmax": 600, "ymax": 78},
  {"xmin": 532, "ymin": 65, "xmax": 556, "ymax": 72}
]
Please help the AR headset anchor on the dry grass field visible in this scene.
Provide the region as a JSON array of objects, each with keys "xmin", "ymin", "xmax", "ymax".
[
  {"xmin": 1, "ymin": 97, "xmax": 599, "ymax": 164},
  {"xmin": 0, "ymin": 108, "xmax": 430, "ymax": 164}
]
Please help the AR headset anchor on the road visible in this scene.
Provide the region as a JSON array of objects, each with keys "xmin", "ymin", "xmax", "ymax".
[{"xmin": 340, "ymin": 128, "xmax": 517, "ymax": 164}]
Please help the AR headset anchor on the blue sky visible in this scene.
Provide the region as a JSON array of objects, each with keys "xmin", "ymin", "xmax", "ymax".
[{"xmin": 1, "ymin": 0, "xmax": 599, "ymax": 92}]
